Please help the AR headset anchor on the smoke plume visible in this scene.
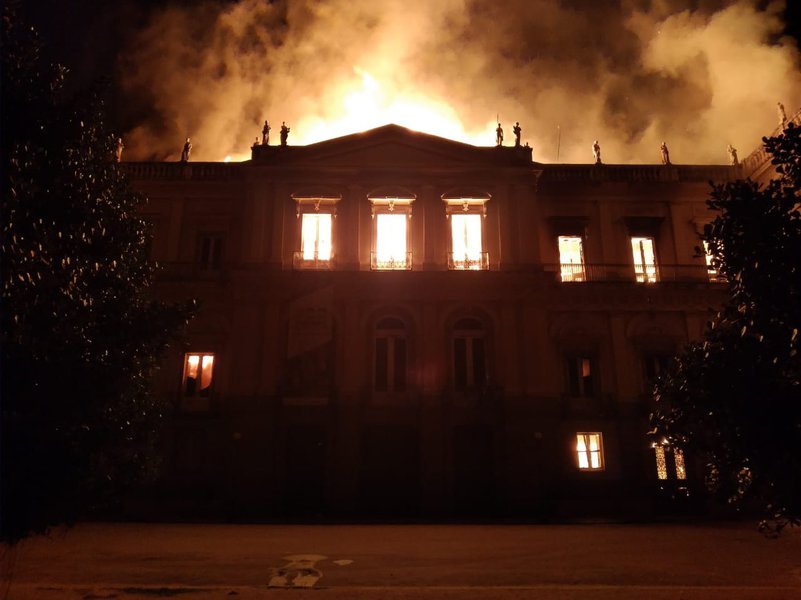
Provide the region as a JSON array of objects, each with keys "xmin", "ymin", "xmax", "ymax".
[{"xmin": 119, "ymin": 0, "xmax": 801, "ymax": 164}]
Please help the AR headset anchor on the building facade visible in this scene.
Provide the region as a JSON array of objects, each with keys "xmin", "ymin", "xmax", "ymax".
[{"xmin": 127, "ymin": 123, "xmax": 776, "ymax": 518}]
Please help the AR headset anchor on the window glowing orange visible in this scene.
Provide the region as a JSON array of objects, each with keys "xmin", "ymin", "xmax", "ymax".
[
  {"xmin": 184, "ymin": 353, "xmax": 215, "ymax": 397},
  {"xmin": 301, "ymin": 213, "xmax": 332, "ymax": 261},
  {"xmin": 576, "ymin": 433, "xmax": 604, "ymax": 470},
  {"xmin": 558, "ymin": 236, "xmax": 585, "ymax": 282},
  {"xmin": 631, "ymin": 236, "xmax": 658, "ymax": 283}
]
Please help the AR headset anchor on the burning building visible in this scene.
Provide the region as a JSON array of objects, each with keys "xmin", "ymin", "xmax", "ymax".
[{"xmin": 127, "ymin": 114, "xmax": 793, "ymax": 518}]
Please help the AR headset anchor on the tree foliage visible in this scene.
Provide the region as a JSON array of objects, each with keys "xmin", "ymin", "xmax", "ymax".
[
  {"xmin": 651, "ymin": 123, "xmax": 801, "ymax": 533},
  {"xmin": 1, "ymin": 11, "xmax": 194, "ymax": 542}
]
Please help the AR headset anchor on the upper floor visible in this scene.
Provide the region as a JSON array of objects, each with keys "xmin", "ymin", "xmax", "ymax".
[{"xmin": 127, "ymin": 124, "xmax": 756, "ymax": 284}]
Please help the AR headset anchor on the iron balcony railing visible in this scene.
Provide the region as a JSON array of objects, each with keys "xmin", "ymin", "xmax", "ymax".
[
  {"xmin": 551, "ymin": 263, "xmax": 727, "ymax": 283},
  {"xmin": 371, "ymin": 252, "xmax": 412, "ymax": 270},
  {"xmin": 448, "ymin": 252, "xmax": 490, "ymax": 271},
  {"xmin": 292, "ymin": 251, "xmax": 333, "ymax": 270}
]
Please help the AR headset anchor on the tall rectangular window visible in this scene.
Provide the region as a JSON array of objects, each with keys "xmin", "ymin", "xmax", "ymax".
[
  {"xmin": 374, "ymin": 317, "xmax": 408, "ymax": 393},
  {"xmin": 198, "ymin": 234, "xmax": 223, "ymax": 271},
  {"xmin": 654, "ymin": 444, "xmax": 687, "ymax": 480},
  {"xmin": 375, "ymin": 213, "xmax": 408, "ymax": 269},
  {"xmin": 453, "ymin": 318, "xmax": 487, "ymax": 391},
  {"xmin": 451, "ymin": 214, "xmax": 485, "ymax": 270},
  {"xmin": 631, "ymin": 236, "xmax": 658, "ymax": 283},
  {"xmin": 558, "ymin": 235, "xmax": 585, "ymax": 282},
  {"xmin": 576, "ymin": 433, "xmax": 604, "ymax": 470},
  {"xmin": 301, "ymin": 213, "xmax": 332, "ymax": 261},
  {"xmin": 184, "ymin": 353, "xmax": 214, "ymax": 397},
  {"xmin": 567, "ymin": 356, "xmax": 595, "ymax": 397}
]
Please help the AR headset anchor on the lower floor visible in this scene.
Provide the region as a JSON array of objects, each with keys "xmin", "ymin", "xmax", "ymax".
[{"xmin": 145, "ymin": 397, "xmax": 698, "ymax": 519}]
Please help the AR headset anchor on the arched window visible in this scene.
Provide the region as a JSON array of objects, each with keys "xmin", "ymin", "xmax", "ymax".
[
  {"xmin": 374, "ymin": 317, "xmax": 407, "ymax": 392},
  {"xmin": 452, "ymin": 318, "xmax": 487, "ymax": 391}
]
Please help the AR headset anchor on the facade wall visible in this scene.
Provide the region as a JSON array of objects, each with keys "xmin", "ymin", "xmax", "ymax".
[{"xmin": 128, "ymin": 127, "xmax": 743, "ymax": 517}]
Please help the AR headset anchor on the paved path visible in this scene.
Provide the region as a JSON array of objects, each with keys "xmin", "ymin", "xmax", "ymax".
[{"xmin": 3, "ymin": 522, "xmax": 801, "ymax": 598}]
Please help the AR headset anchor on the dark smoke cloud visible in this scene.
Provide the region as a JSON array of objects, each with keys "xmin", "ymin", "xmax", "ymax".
[{"xmin": 118, "ymin": 0, "xmax": 801, "ymax": 163}]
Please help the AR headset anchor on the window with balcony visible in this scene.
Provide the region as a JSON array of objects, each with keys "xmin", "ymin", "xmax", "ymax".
[
  {"xmin": 566, "ymin": 356, "xmax": 596, "ymax": 397},
  {"xmin": 443, "ymin": 197, "xmax": 489, "ymax": 270},
  {"xmin": 183, "ymin": 352, "xmax": 215, "ymax": 397},
  {"xmin": 374, "ymin": 317, "xmax": 407, "ymax": 393},
  {"xmin": 197, "ymin": 234, "xmax": 223, "ymax": 271},
  {"xmin": 371, "ymin": 198, "xmax": 413, "ymax": 270},
  {"xmin": 653, "ymin": 442, "xmax": 687, "ymax": 480},
  {"xmin": 576, "ymin": 432, "xmax": 604, "ymax": 470},
  {"xmin": 558, "ymin": 235, "xmax": 586, "ymax": 282},
  {"xmin": 631, "ymin": 236, "xmax": 658, "ymax": 283},
  {"xmin": 293, "ymin": 196, "xmax": 339, "ymax": 269},
  {"xmin": 453, "ymin": 318, "xmax": 487, "ymax": 391}
]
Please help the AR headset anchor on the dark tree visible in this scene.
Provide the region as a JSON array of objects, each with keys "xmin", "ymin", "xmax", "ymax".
[
  {"xmin": 651, "ymin": 123, "xmax": 801, "ymax": 533},
  {"xmin": 1, "ymin": 11, "xmax": 194, "ymax": 542}
]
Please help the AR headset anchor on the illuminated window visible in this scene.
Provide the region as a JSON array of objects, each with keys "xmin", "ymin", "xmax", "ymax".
[
  {"xmin": 653, "ymin": 442, "xmax": 687, "ymax": 480},
  {"xmin": 374, "ymin": 317, "xmax": 407, "ymax": 393},
  {"xmin": 631, "ymin": 236, "xmax": 658, "ymax": 283},
  {"xmin": 183, "ymin": 353, "xmax": 215, "ymax": 397},
  {"xmin": 558, "ymin": 235, "xmax": 585, "ymax": 282},
  {"xmin": 576, "ymin": 433, "xmax": 604, "ymax": 470},
  {"xmin": 197, "ymin": 234, "xmax": 222, "ymax": 271},
  {"xmin": 566, "ymin": 356, "xmax": 596, "ymax": 397},
  {"xmin": 371, "ymin": 198, "xmax": 413, "ymax": 270},
  {"xmin": 453, "ymin": 318, "xmax": 487, "ymax": 391},
  {"xmin": 301, "ymin": 213, "xmax": 332, "ymax": 261},
  {"xmin": 702, "ymin": 240, "xmax": 723, "ymax": 282},
  {"xmin": 450, "ymin": 214, "xmax": 486, "ymax": 270},
  {"xmin": 293, "ymin": 196, "xmax": 339, "ymax": 269},
  {"xmin": 443, "ymin": 197, "xmax": 489, "ymax": 270}
]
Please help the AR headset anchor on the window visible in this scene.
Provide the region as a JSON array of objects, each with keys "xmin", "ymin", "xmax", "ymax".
[
  {"xmin": 293, "ymin": 196, "xmax": 339, "ymax": 269},
  {"xmin": 301, "ymin": 213, "xmax": 332, "ymax": 262},
  {"xmin": 631, "ymin": 236, "xmax": 658, "ymax": 283},
  {"xmin": 576, "ymin": 433, "xmax": 604, "ymax": 470},
  {"xmin": 374, "ymin": 317, "xmax": 407, "ymax": 393},
  {"xmin": 653, "ymin": 442, "xmax": 687, "ymax": 480},
  {"xmin": 702, "ymin": 240, "xmax": 724, "ymax": 282},
  {"xmin": 444, "ymin": 198, "xmax": 489, "ymax": 270},
  {"xmin": 558, "ymin": 235, "xmax": 586, "ymax": 282},
  {"xmin": 566, "ymin": 356, "xmax": 596, "ymax": 397},
  {"xmin": 453, "ymin": 318, "xmax": 487, "ymax": 391},
  {"xmin": 197, "ymin": 234, "xmax": 222, "ymax": 271},
  {"xmin": 643, "ymin": 354, "xmax": 670, "ymax": 383},
  {"xmin": 183, "ymin": 353, "xmax": 214, "ymax": 397},
  {"xmin": 371, "ymin": 198, "xmax": 413, "ymax": 270}
]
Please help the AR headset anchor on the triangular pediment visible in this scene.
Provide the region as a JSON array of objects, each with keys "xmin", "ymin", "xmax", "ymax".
[{"xmin": 251, "ymin": 124, "xmax": 532, "ymax": 168}]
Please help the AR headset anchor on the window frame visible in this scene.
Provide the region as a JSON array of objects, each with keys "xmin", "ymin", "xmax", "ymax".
[
  {"xmin": 558, "ymin": 234, "xmax": 586, "ymax": 282},
  {"xmin": 293, "ymin": 196, "xmax": 340, "ymax": 269},
  {"xmin": 370, "ymin": 198, "xmax": 414, "ymax": 270},
  {"xmin": 373, "ymin": 317, "xmax": 408, "ymax": 394},
  {"xmin": 452, "ymin": 317, "xmax": 488, "ymax": 392},
  {"xmin": 565, "ymin": 355, "xmax": 597, "ymax": 398},
  {"xmin": 182, "ymin": 352, "xmax": 216, "ymax": 400},
  {"xmin": 652, "ymin": 441, "xmax": 687, "ymax": 481},
  {"xmin": 443, "ymin": 198, "xmax": 489, "ymax": 270},
  {"xmin": 196, "ymin": 233, "xmax": 223, "ymax": 272},
  {"xmin": 576, "ymin": 432, "xmax": 605, "ymax": 471},
  {"xmin": 630, "ymin": 235, "xmax": 659, "ymax": 283}
]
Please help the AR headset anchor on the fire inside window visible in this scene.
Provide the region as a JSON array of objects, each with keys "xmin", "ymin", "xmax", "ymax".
[
  {"xmin": 702, "ymin": 240, "xmax": 721, "ymax": 281},
  {"xmin": 558, "ymin": 235, "xmax": 585, "ymax": 282},
  {"xmin": 631, "ymin": 236, "xmax": 658, "ymax": 283},
  {"xmin": 576, "ymin": 433, "xmax": 604, "ymax": 470},
  {"xmin": 183, "ymin": 353, "xmax": 214, "ymax": 397},
  {"xmin": 301, "ymin": 213, "xmax": 332, "ymax": 261},
  {"xmin": 375, "ymin": 213, "xmax": 408, "ymax": 269},
  {"xmin": 654, "ymin": 443, "xmax": 687, "ymax": 480},
  {"xmin": 451, "ymin": 214, "xmax": 483, "ymax": 270}
]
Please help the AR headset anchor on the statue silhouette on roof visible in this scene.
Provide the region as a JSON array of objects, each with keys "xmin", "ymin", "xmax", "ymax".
[
  {"xmin": 592, "ymin": 140, "xmax": 602, "ymax": 164},
  {"xmin": 280, "ymin": 122, "xmax": 290, "ymax": 146},
  {"xmin": 496, "ymin": 123, "xmax": 504, "ymax": 146},
  {"xmin": 513, "ymin": 122, "xmax": 521, "ymax": 147},
  {"xmin": 181, "ymin": 137, "xmax": 192, "ymax": 162},
  {"xmin": 262, "ymin": 120, "xmax": 270, "ymax": 145},
  {"xmin": 660, "ymin": 141, "xmax": 670, "ymax": 165}
]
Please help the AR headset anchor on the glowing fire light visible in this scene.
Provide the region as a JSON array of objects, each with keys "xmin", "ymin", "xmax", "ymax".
[{"xmin": 295, "ymin": 67, "xmax": 495, "ymax": 146}]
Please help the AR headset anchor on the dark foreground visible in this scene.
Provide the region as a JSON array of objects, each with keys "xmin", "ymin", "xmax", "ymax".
[{"xmin": 3, "ymin": 522, "xmax": 801, "ymax": 599}]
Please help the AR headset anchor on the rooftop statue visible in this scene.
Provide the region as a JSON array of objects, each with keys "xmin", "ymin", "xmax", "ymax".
[
  {"xmin": 727, "ymin": 144, "xmax": 738, "ymax": 166},
  {"xmin": 496, "ymin": 123, "xmax": 504, "ymax": 146},
  {"xmin": 592, "ymin": 140, "xmax": 602, "ymax": 164},
  {"xmin": 262, "ymin": 120, "xmax": 270, "ymax": 145},
  {"xmin": 115, "ymin": 137, "xmax": 124, "ymax": 163},
  {"xmin": 513, "ymin": 122, "xmax": 521, "ymax": 147},
  {"xmin": 778, "ymin": 102, "xmax": 787, "ymax": 129},
  {"xmin": 660, "ymin": 141, "xmax": 670, "ymax": 165},
  {"xmin": 280, "ymin": 122, "xmax": 290, "ymax": 146},
  {"xmin": 181, "ymin": 137, "xmax": 192, "ymax": 162}
]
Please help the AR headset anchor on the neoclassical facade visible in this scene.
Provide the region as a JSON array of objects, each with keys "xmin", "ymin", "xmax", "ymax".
[{"xmin": 127, "ymin": 122, "xmax": 780, "ymax": 518}]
